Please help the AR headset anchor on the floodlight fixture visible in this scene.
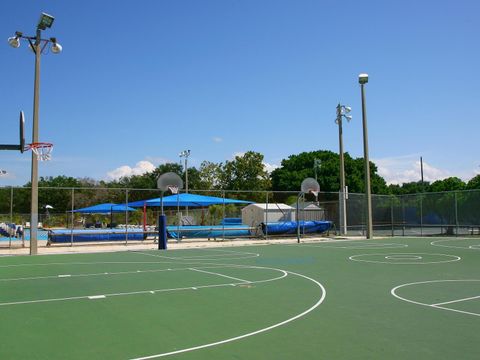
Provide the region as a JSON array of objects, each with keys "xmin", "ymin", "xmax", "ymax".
[
  {"xmin": 359, "ymin": 73, "xmax": 369, "ymax": 84},
  {"xmin": 345, "ymin": 115, "xmax": 352, "ymax": 121},
  {"xmin": 8, "ymin": 35, "xmax": 20, "ymax": 48},
  {"xmin": 50, "ymin": 38, "xmax": 62, "ymax": 53},
  {"xmin": 37, "ymin": 13, "xmax": 55, "ymax": 30},
  {"xmin": 344, "ymin": 106, "xmax": 352, "ymax": 113},
  {"xmin": 179, "ymin": 149, "xmax": 191, "ymax": 158}
]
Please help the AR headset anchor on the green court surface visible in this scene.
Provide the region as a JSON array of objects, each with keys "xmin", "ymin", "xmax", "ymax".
[{"xmin": 0, "ymin": 237, "xmax": 479, "ymax": 359}]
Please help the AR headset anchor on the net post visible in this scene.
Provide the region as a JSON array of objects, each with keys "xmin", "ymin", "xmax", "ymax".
[{"xmin": 158, "ymin": 214, "xmax": 167, "ymax": 250}]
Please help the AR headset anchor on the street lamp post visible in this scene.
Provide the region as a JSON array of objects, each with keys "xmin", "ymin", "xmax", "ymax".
[
  {"xmin": 313, "ymin": 158, "xmax": 321, "ymax": 182},
  {"xmin": 8, "ymin": 13, "xmax": 62, "ymax": 255},
  {"xmin": 179, "ymin": 150, "xmax": 191, "ymax": 193},
  {"xmin": 359, "ymin": 73, "xmax": 373, "ymax": 239},
  {"xmin": 335, "ymin": 104, "xmax": 352, "ymax": 236}
]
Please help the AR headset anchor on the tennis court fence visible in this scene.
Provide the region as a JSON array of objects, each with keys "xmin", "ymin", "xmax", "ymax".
[{"xmin": 0, "ymin": 187, "xmax": 478, "ymax": 247}]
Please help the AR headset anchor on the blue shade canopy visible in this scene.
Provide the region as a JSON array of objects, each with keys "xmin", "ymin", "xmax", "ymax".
[
  {"xmin": 128, "ymin": 193, "xmax": 253, "ymax": 208},
  {"xmin": 70, "ymin": 203, "xmax": 137, "ymax": 214}
]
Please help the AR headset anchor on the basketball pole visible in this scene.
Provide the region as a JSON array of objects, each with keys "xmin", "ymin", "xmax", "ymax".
[
  {"xmin": 29, "ymin": 28, "xmax": 42, "ymax": 255},
  {"xmin": 9, "ymin": 14, "xmax": 62, "ymax": 255}
]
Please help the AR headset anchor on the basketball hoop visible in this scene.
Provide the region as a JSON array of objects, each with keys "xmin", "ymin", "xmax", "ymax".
[
  {"xmin": 167, "ymin": 185, "xmax": 179, "ymax": 194},
  {"xmin": 25, "ymin": 142, "xmax": 53, "ymax": 161},
  {"xmin": 309, "ymin": 189, "xmax": 319, "ymax": 198}
]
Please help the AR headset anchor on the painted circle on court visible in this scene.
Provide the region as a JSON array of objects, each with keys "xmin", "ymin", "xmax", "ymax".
[
  {"xmin": 385, "ymin": 255, "xmax": 422, "ymax": 260},
  {"xmin": 349, "ymin": 253, "xmax": 461, "ymax": 264},
  {"xmin": 316, "ymin": 242, "xmax": 408, "ymax": 250},
  {"xmin": 431, "ymin": 238, "xmax": 480, "ymax": 251},
  {"xmin": 391, "ymin": 279, "xmax": 480, "ymax": 318}
]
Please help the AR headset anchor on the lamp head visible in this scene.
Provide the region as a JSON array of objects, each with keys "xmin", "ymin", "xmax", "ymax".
[
  {"xmin": 38, "ymin": 13, "xmax": 55, "ymax": 30},
  {"xmin": 358, "ymin": 73, "xmax": 369, "ymax": 84},
  {"xmin": 345, "ymin": 115, "xmax": 353, "ymax": 121},
  {"xmin": 50, "ymin": 38, "xmax": 62, "ymax": 54},
  {"xmin": 7, "ymin": 32, "xmax": 22, "ymax": 48},
  {"xmin": 343, "ymin": 106, "xmax": 351, "ymax": 113},
  {"xmin": 7, "ymin": 36, "xmax": 20, "ymax": 48}
]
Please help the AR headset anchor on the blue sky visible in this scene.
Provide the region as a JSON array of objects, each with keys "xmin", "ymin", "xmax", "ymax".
[{"xmin": 1, "ymin": 0, "xmax": 479, "ymax": 186}]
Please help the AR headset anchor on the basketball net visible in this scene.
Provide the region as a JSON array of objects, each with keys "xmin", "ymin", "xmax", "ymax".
[
  {"xmin": 309, "ymin": 189, "xmax": 319, "ymax": 198},
  {"xmin": 167, "ymin": 185, "xmax": 179, "ymax": 194},
  {"xmin": 26, "ymin": 142, "xmax": 53, "ymax": 161}
]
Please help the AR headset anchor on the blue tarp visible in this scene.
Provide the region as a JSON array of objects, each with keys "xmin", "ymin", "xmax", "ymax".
[
  {"xmin": 128, "ymin": 193, "xmax": 253, "ymax": 208},
  {"xmin": 70, "ymin": 203, "xmax": 137, "ymax": 214},
  {"xmin": 48, "ymin": 225, "xmax": 251, "ymax": 243},
  {"xmin": 48, "ymin": 229, "xmax": 144, "ymax": 243},
  {"xmin": 167, "ymin": 225, "xmax": 250, "ymax": 239},
  {"xmin": 261, "ymin": 221, "xmax": 332, "ymax": 235}
]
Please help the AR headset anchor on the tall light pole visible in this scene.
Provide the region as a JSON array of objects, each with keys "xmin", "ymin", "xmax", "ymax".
[
  {"xmin": 8, "ymin": 13, "xmax": 62, "ymax": 255},
  {"xmin": 359, "ymin": 73, "xmax": 373, "ymax": 239},
  {"xmin": 313, "ymin": 158, "xmax": 321, "ymax": 182},
  {"xmin": 336, "ymin": 104, "xmax": 352, "ymax": 235},
  {"xmin": 179, "ymin": 150, "xmax": 191, "ymax": 193}
]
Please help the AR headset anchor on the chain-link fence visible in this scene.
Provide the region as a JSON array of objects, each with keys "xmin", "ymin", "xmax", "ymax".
[
  {"xmin": 344, "ymin": 189, "xmax": 480, "ymax": 237},
  {"xmin": 1, "ymin": 187, "xmax": 479, "ymax": 248}
]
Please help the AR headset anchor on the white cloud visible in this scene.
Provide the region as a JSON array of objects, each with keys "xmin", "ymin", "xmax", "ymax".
[
  {"xmin": 232, "ymin": 152, "xmax": 245, "ymax": 159},
  {"xmin": 212, "ymin": 137, "xmax": 223, "ymax": 143},
  {"xmin": 373, "ymin": 155, "xmax": 450, "ymax": 185},
  {"xmin": 107, "ymin": 160, "xmax": 156, "ymax": 180},
  {"xmin": 263, "ymin": 162, "xmax": 279, "ymax": 174}
]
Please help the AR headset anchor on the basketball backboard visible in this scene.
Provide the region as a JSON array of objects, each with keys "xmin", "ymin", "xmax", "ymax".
[
  {"xmin": 0, "ymin": 111, "xmax": 25, "ymax": 153},
  {"xmin": 157, "ymin": 172, "xmax": 184, "ymax": 192}
]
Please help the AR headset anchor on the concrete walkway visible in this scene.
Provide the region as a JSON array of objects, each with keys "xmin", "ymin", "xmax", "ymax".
[{"xmin": 0, "ymin": 236, "xmax": 369, "ymax": 256}]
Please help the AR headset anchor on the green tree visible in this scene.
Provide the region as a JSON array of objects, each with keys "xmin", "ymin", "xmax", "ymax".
[
  {"xmin": 466, "ymin": 174, "xmax": 480, "ymax": 190},
  {"xmin": 388, "ymin": 181, "xmax": 430, "ymax": 195},
  {"xmin": 429, "ymin": 177, "xmax": 466, "ymax": 192},
  {"xmin": 220, "ymin": 151, "xmax": 270, "ymax": 192},
  {"xmin": 271, "ymin": 150, "xmax": 388, "ymax": 194},
  {"xmin": 197, "ymin": 161, "xmax": 222, "ymax": 191}
]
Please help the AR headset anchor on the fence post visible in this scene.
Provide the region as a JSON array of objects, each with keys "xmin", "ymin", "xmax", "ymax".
[
  {"xmin": 9, "ymin": 186, "xmax": 13, "ymax": 248},
  {"xmin": 265, "ymin": 191, "xmax": 269, "ymax": 240},
  {"xmin": 296, "ymin": 193, "xmax": 300, "ymax": 243},
  {"xmin": 401, "ymin": 196, "xmax": 405, "ymax": 237},
  {"xmin": 222, "ymin": 190, "xmax": 226, "ymax": 241},
  {"xmin": 454, "ymin": 191, "xmax": 459, "ymax": 236},
  {"xmin": 420, "ymin": 195, "xmax": 423, "ymax": 237},
  {"xmin": 390, "ymin": 195, "xmax": 394, "ymax": 237},
  {"xmin": 125, "ymin": 188, "xmax": 129, "ymax": 245},
  {"xmin": 70, "ymin": 188, "xmax": 75, "ymax": 247}
]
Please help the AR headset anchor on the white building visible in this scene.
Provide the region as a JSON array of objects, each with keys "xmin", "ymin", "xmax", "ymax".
[{"xmin": 241, "ymin": 203, "xmax": 295, "ymax": 228}]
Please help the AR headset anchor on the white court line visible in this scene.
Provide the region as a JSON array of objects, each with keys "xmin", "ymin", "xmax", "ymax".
[
  {"xmin": 0, "ymin": 264, "xmax": 249, "ymax": 282},
  {"xmin": 0, "ymin": 268, "xmax": 287, "ymax": 307},
  {"xmin": 350, "ymin": 253, "xmax": 461, "ymax": 265},
  {"xmin": 129, "ymin": 269, "xmax": 325, "ymax": 360},
  {"xmin": 0, "ymin": 261, "xmax": 179, "ymax": 269},
  {"xmin": 0, "ymin": 282, "xmax": 242, "ymax": 307},
  {"xmin": 431, "ymin": 238, "xmax": 480, "ymax": 250},
  {"xmin": 131, "ymin": 249, "xmax": 260, "ymax": 261},
  {"xmin": 88, "ymin": 295, "xmax": 106, "ymax": 300},
  {"xmin": 391, "ymin": 279, "xmax": 480, "ymax": 318},
  {"xmin": 432, "ymin": 295, "xmax": 480, "ymax": 306},
  {"xmin": 430, "ymin": 305, "xmax": 480, "ymax": 317},
  {"xmin": 190, "ymin": 268, "xmax": 250, "ymax": 284}
]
